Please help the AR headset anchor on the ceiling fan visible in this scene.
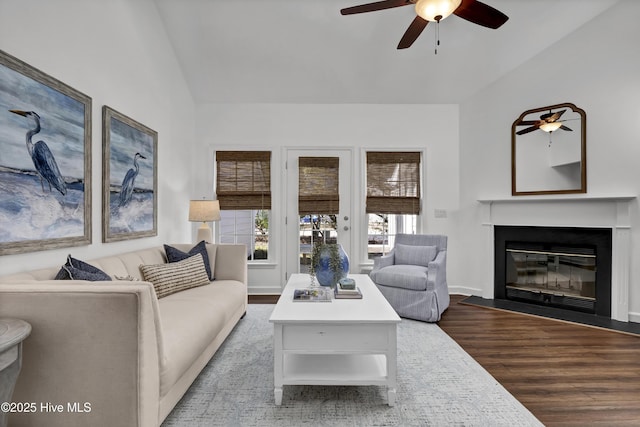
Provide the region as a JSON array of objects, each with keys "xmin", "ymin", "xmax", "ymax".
[
  {"xmin": 340, "ymin": 0, "xmax": 509, "ymax": 49},
  {"xmin": 516, "ymin": 109, "xmax": 574, "ymax": 135}
]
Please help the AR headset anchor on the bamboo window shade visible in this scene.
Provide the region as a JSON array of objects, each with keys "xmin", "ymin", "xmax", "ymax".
[
  {"xmin": 216, "ymin": 151, "xmax": 271, "ymax": 210},
  {"xmin": 298, "ymin": 157, "xmax": 339, "ymax": 214},
  {"xmin": 366, "ymin": 152, "xmax": 421, "ymax": 215}
]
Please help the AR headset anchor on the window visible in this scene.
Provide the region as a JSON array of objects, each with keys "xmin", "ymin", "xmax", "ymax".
[
  {"xmin": 216, "ymin": 151, "xmax": 271, "ymax": 261},
  {"xmin": 367, "ymin": 213, "xmax": 418, "ymax": 259},
  {"xmin": 366, "ymin": 152, "xmax": 421, "ymax": 259},
  {"xmin": 219, "ymin": 209, "xmax": 270, "ymax": 261}
]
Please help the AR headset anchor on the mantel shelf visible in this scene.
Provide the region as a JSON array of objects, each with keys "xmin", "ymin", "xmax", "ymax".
[{"xmin": 478, "ymin": 195, "xmax": 636, "ymax": 204}]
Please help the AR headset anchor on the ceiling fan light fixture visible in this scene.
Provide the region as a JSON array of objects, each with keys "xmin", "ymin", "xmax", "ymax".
[
  {"xmin": 414, "ymin": 0, "xmax": 462, "ymax": 22},
  {"xmin": 540, "ymin": 122, "xmax": 563, "ymax": 133}
]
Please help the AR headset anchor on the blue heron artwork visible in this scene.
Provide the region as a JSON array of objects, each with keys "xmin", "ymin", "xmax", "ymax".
[
  {"xmin": 0, "ymin": 52, "xmax": 90, "ymax": 252},
  {"xmin": 9, "ymin": 109, "xmax": 67, "ymax": 195},
  {"xmin": 119, "ymin": 152, "xmax": 146, "ymax": 207},
  {"xmin": 104, "ymin": 106, "xmax": 157, "ymax": 241}
]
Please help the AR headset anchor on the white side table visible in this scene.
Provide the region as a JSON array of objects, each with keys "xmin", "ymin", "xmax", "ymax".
[{"xmin": 0, "ymin": 319, "xmax": 31, "ymax": 427}]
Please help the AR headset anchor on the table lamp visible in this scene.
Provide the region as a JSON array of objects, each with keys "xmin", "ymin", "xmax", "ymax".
[{"xmin": 188, "ymin": 200, "xmax": 220, "ymax": 243}]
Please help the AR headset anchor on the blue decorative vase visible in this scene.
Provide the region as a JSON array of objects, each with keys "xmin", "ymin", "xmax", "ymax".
[{"xmin": 313, "ymin": 244, "xmax": 349, "ymax": 287}]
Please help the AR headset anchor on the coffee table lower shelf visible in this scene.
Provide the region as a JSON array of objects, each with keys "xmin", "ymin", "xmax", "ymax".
[
  {"xmin": 282, "ymin": 353, "xmax": 389, "ymax": 384},
  {"xmin": 275, "ymin": 353, "xmax": 395, "ymax": 406}
]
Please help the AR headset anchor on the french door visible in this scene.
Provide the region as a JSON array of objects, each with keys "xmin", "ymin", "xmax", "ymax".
[{"xmin": 285, "ymin": 149, "xmax": 352, "ymax": 280}]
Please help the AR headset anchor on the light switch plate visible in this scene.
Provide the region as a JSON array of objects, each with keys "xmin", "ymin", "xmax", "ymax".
[{"xmin": 434, "ymin": 209, "xmax": 447, "ymax": 218}]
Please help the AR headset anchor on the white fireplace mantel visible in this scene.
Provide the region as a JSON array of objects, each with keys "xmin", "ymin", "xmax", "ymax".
[
  {"xmin": 477, "ymin": 194, "xmax": 637, "ymax": 322},
  {"xmin": 478, "ymin": 194, "xmax": 636, "ymax": 204}
]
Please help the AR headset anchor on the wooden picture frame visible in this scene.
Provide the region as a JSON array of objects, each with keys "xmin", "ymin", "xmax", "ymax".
[
  {"xmin": 102, "ymin": 106, "xmax": 157, "ymax": 242},
  {"xmin": 511, "ymin": 103, "xmax": 587, "ymax": 196},
  {"xmin": 0, "ymin": 49, "xmax": 92, "ymax": 255}
]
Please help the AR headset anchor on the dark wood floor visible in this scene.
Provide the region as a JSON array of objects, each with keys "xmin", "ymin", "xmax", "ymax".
[
  {"xmin": 248, "ymin": 294, "xmax": 640, "ymax": 426},
  {"xmin": 439, "ymin": 295, "xmax": 640, "ymax": 426}
]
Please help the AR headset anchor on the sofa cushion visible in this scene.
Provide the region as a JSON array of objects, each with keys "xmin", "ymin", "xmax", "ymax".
[
  {"xmin": 394, "ymin": 244, "xmax": 437, "ymax": 267},
  {"xmin": 157, "ymin": 280, "xmax": 246, "ymax": 397},
  {"xmin": 164, "ymin": 241, "xmax": 214, "ymax": 280},
  {"xmin": 140, "ymin": 254, "xmax": 210, "ymax": 298},
  {"xmin": 54, "ymin": 255, "xmax": 112, "ymax": 281},
  {"xmin": 372, "ymin": 264, "xmax": 429, "ymax": 291}
]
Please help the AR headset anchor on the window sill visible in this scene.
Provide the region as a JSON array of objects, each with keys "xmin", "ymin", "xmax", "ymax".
[{"xmin": 248, "ymin": 262, "xmax": 277, "ymax": 269}]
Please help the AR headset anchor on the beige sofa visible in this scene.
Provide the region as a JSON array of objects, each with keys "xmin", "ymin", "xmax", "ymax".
[{"xmin": 0, "ymin": 243, "xmax": 247, "ymax": 427}]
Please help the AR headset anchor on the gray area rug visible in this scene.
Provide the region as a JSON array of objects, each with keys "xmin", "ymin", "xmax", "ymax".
[{"xmin": 162, "ymin": 305, "xmax": 542, "ymax": 426}]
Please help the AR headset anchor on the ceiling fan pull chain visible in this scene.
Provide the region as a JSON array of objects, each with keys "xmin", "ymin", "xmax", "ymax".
[{"xmin": 435, "ymin": 21, "xmax": 440, "ymax": 54}]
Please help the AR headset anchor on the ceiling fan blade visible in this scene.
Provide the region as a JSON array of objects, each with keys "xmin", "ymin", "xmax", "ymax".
[
  {"xmin": 454, "ymin": 0, "xmax": 509, "ymax": 29},
  {"xmin": 516, "ymin": 126, "xmax": 539, "ymax": 135},
  {"xmin": 560, "ymin": 125, "xmax": 573, "ymax": 132},
  {"xmin": 548, "ymin": 113, "xmax": 562, "ymax": 122},
  {"xmin": 397, "ymin": 16, "xmax": 429, "ymax": 49},
  {"xmin": 341, "ymin": 0, "xmax": 411, "ymax": 15},
  {"xmin": 554, "ymin": 109, "xmax": 567, "ymax": 119},
  {"xmin": 516, "ymin": 120, "xmax": 538, "ymax": 126}
]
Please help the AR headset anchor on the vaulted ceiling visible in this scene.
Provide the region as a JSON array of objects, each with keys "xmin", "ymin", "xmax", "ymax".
[{"xmin": 153, "ymin": 0, "xmax": 620, "ymax": 104}]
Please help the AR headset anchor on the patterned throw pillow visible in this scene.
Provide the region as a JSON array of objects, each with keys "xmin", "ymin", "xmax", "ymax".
[
  {"xmin": 394, "ymin": 244, "xmax": 437, "ymax": 267},
  {"xmin": 140, "ymin": 254, "xmax": 210, "ymax": 299},
  {"xmin": 164, "ymin": 241, "xmax": 214, "ymax": 280},
  {"xmin": 54, "ymin": 255, "xmax": 112, "ymax": 281}
]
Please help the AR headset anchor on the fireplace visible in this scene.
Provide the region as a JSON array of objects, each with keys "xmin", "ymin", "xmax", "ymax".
[{"xmin": 495, "ymin": 226, "xmax": 612, "ymax": 317}]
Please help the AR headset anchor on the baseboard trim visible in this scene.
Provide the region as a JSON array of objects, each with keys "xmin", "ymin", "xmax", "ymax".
[
  {"xmin": 248, "ymin": 286, "xmax": 282, "ymax": 295},
  {"xmin": 448, "ymin": 286, "xmax": 480, "ymax": 296}
]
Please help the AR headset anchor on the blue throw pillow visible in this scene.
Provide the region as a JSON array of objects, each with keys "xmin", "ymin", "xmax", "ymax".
[
  {"xmin": 55, "ymin": 255, "xmax": 112, "ymax": 281},
  {"xmin": 164, "ymin": 241, "xmax": 214, "ymax": 280}
]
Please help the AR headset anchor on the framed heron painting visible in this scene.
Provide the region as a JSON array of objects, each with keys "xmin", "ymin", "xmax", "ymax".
[
  {"xmin": 102, "ymin": 106, "xmax": 157, "ymax": 242},
  {"xmin": 0, "ymin": 49, "xmax": 92, "ymax": 255}
]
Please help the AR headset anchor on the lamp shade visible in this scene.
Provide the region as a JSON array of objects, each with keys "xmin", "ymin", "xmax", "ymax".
[
  {"xmin": 539, "ymin": 122, "xmax": 563, "ymax": 133},
  {"xmin": 415, "ymin": 0, "xmax": 462, "ymax": 21},
  {"xmin": 189, "ymin": 200, "xmax": 221, "ymax": 222}
]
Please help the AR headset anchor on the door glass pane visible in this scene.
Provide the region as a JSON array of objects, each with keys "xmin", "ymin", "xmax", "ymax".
[
  {"xmin": 299, "ymin": 214, "xmax": 337, "ymax": 273},
  {"xmin": 287, "ymin": 150, "xmax": 351, "ymax": 279}
]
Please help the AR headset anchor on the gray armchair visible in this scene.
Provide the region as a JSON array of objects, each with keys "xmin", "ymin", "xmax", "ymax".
[{"xmin": 369, "ymin": 234, "xmax": 449, "ymax": 322}]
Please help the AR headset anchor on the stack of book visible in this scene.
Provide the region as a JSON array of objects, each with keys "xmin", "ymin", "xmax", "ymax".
[{"xmin": 334, "ymin": 281, "xmax": 363, "ymax": 299}]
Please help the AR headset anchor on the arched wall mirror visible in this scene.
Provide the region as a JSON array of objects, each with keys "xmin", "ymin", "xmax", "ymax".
[{"xmin": 511, "ymin": 102, "xmax": 586, "ymax": 196}]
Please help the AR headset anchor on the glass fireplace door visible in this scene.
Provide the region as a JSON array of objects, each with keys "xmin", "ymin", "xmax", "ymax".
[{"xmin": 506, "ymin": 248, "xmax": 596, "ymax": 300}]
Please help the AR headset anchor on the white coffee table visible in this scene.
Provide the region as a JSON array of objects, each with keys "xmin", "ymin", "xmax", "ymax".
[{"xmin": 269, "ymin": 274, "xmax": 401, "ymax": 406}]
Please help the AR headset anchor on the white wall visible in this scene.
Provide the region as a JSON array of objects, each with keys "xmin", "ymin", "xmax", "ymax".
[
  {"xmin": 10, "ymin": 0, "xmax": 633, "ymax": 314},
  {"xmin": 458, "ymin": 1, "xmax": 640, "ymax": 320},
  {"xmin": 194, "ymin": 104, "xmax": 460, "ymax": 293},
  {"xmin": 0, "ymin": 0, "xmax": 195, "ymax": 275}
]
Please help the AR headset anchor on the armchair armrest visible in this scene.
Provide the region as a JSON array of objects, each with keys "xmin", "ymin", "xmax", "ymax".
[
  {"xmin": 426, "ymin": 250, "xmax": 447, "ymax": 291},
  {"xmin": 372, "ymin": 251, "xmax": 395, "ymax": 272}
]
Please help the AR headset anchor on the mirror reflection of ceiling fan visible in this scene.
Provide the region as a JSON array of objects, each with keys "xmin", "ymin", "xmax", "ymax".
[
  {"xmin": 516, "ymin": 109, "xmax": 574, "ymax": 135},
  {"xmin": 340, "ymin": 0, "xmax": 509, "ymax": 50}
]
